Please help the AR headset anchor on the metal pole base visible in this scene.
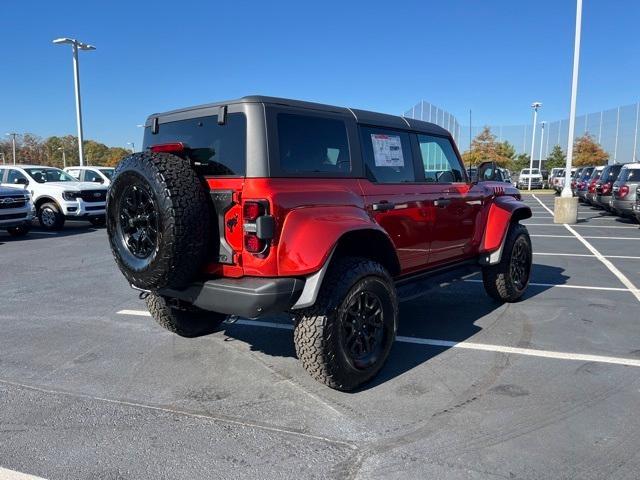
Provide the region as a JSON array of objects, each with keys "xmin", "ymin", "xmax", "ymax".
[{"xmin": 554, "ymin": 196, "xmax": 579, "ymax": 224}]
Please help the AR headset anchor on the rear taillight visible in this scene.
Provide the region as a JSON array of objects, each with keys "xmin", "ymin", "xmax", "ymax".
[
  {"xmin": 602, "ymin": 182, "xmax": 611, "ymax": 194},
  {"xmin": 242, "ymin": 200, "xmax": 274, "ymax": 256},
  {"xmin": 150, "ymin": 142, "xmax": 185, "ymax": 153},
  {"xmin": 619, "ymin": 185, "xmax": 630, "ymax": 198}
]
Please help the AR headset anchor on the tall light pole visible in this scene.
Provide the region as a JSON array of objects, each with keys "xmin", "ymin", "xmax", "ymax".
[
  {"xmin": 0, "ymin": 153, "xmax": 5, "ymax": 165},
  {"xmin": 127, "ymin": 142, "xmax": 135, "ymax": 153},
  {"xmin": 57, "ymin": 147, "xmax": 66, "ymax": 168},
  {"xmin": 538, "ymin": 121, "xmax": 546, "ymax": 170},
  {"xmin": 52, "ymin": 37, "xmax": 96, "ymax": 167},
  {"xmin": 5, "ymin": 133, "xmax": 17, "ymax": 164},
  {"xmin": 528, "ymin": 102, "xmax": 542, "ymax": 190},
  {"xmin": 556, "ymin": 0, "xmax": 583, "ymax": 224}
]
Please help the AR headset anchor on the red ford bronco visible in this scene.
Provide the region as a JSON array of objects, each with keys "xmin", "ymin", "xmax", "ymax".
[{"xmin": 106, "ymin": 96, "xmax": 532, "ymax": 391}]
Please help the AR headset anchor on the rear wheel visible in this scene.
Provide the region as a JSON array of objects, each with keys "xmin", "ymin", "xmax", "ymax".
[
  {"xmin": 7, "ymin": 224, "xmax": 30, "ymax": 237},
  {"xmin": 145, "ymin": 293, "xmax": 227, "ymax": 338},
  {"xmin": 106, "ymin": 152, "xmax": 211, "ymax": 290},
  {"xmin": 482, "ymin": 223, "xmax": 532, "ymax": 302},
  {"xmin": 293, "ymin": 257, "xmax": 397, "ymax": 391},
  {"xmin": 38, "ymin": 202, "xmax": 65, "ymax": 230}
]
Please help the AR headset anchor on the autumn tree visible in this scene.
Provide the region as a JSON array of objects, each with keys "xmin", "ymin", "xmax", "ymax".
[
  {"xmin": 462, "ymin": 127, "xmax": 514, "ymax": 167},
  {"xmin": 545, "ymin": 145, "xmax": 566, "ymax": 170},
  {"xmin": 572, "ymin": 134, "xmax": 608, "ymax": 166}
]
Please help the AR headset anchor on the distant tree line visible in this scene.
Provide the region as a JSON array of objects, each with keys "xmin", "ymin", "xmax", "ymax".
[
  {"xmin": 0, "ymin": 133, "xmax": 130, "ymax": 168},
  {"xmin": 462, "ymin": 126, "xmax": 609, "ymax": 171}
]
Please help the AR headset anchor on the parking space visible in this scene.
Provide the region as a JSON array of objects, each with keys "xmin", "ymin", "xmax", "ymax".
[{"xmin": 2, "ymin": 199, "xmax": 640, "ymax": 479}]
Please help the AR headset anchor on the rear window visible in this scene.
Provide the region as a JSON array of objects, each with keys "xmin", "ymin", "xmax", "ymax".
[
  {"xmin": 619, "ymin": 167, "xmax": 640, "ymax": 182},
  {"xmin": 144, "ymin": 113, "xmax": 246, "ymax": 176},
  {"xmin": 277, "ymin": 113, "xmax": 351, "ymax": 174}
]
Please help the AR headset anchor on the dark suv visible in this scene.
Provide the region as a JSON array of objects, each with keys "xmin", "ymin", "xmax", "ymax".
[
  {"xmin": 106, "ymin": 96, "xmax": 532, "ymax": 390},
  {"xmin": 594, "ymin": 164, "xmax": 623, "ymax": 210}
]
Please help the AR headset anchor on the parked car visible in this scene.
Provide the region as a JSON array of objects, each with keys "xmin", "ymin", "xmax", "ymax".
[
  {"xmin": 0, "ymin": 165, "xmax": 108, "ymax": 230},
  {"xmin": 570, "ymin": 167, "xmax": 584, "ymax": 195},
  {"xmin": 594, "ymin": 164, "xmax": 622, "ymax": 210},
  {"xmin": 64, "ymin": 166, "xmax": 115, "ymax": 186},
  {"xmin": 105, "ymin": 95, "xmax": 533, "ymax": 391},
  {"xmin": 549, "ymin": 168, "xmax": 563, "ymax": 190},
  {"xmin": 575, "ymin": 167, "xmax": 594, "ymax": 201},
  {"xmin": 541, "ymin": 169, "xmax": 550, "ymax": 188},
  {"xmin": 611, "ymin": 163, "xmax": 640, "ymax": 217},
  {"xmin": 0, "ymin": 185, "xmax": 34, "ymax": 236},
  {"xmin": 586, "ymin": 165, "xmax": 604, "ymax": 205},
  {"xmin": 517, "ymin": 168, "xmax": 543, "ymax": 189}
]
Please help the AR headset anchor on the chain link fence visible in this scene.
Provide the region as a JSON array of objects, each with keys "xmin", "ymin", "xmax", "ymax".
[{"xmin": 405, "ymin": 100, "xmax": 640, "ymax": 164}]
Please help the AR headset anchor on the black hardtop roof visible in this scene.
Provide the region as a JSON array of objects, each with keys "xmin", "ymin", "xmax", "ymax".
[{"xmin": 147, "ymin": 95, "xmax": 451, "ymax": 136}]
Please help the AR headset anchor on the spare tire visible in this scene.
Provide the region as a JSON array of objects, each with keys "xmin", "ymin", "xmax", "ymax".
[{"xmin": 106, "ymin": 151, "xmax": 211, "ymax": 290}]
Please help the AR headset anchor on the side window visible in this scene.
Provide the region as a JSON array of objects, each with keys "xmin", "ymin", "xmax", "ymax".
[
  {"xmin": 67, "ymin": 169, "xmax": 81, "ymax": 180},
  {"xmin": 0, "ymin": 168, "xmax": 5, "ymax": 182},
  {"xmin": 7, "ymin": 169, "xmax": 28, "ymax": 185},
  {"xmin": 277, "ymin": 113, "xmax": 351, "ymax": 174},
  {"xmin": 360, "ymin": 127, "xmax": 415, "ymax": 183},
  {"xmin": 83, "ymin": 169, "xmax": 102, "ymax": 183},
  {"xmin": 417, "ymin": 134, "xmax": 465, "ymax": 183}
]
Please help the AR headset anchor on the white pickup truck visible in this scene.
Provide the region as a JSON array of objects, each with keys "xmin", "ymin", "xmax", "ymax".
[
  {"xmin": 0, "ymin": 165, "xmax": 107, "ymax": 230},
  {"xmin": 517, "ymin": 168, "xmax": 544, "ymax": 189}
]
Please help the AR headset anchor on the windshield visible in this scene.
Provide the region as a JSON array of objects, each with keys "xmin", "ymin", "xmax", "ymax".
[
  {"xmin": 24, "ymin": 168, "xmax": 77, "ymax": 183},
  {"xmin": 98, "ymin": 168, "xmax": 114, "ymax": 180}
]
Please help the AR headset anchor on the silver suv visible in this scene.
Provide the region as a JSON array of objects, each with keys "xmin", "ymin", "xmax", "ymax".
[
  {"xmin": 0, "ymin": 185, "xmax": 34, "ymax": 236},
  {"xmin": 611, "ymin": 163, "xmax": 640, "ymax": 217}
]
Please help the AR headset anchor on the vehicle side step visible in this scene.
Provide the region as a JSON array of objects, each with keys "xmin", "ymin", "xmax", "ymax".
[{"xmin": 396, "ymin": 263, "xmax": 480, "ymax": 303}]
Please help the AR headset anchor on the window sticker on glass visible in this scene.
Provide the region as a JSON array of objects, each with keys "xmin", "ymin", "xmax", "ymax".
[{"xmin": 371, "ymin": 134, "xmax": 404, "ymax": 167}]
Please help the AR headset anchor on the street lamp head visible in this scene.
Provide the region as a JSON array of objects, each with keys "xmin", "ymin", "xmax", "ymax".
[
  {"xmin": 52, "ymin": 37, "xmax": 74, "ymax": 45},
  {"xmin": 79, "ymin": 43, "xmax": 96, "ymax": 51},
  {"xmin": 531, "ymin": 102, "xmax": 543, "ymax": 110}
]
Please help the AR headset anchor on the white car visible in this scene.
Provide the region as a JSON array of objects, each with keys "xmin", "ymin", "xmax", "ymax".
[
  {"xmin": 64, "ymin": 166, "xmax": 115, "ymax": 186},
  {"xmin": 0, "ymin": 185, "xmax": 35, "ymax": 236},
  {"xmin": 0, "ymin": 165, "xmax": 107, "ymax": 230},
  {"xmin": 517, "ymin": 168, "xmax": 544, "ymax": 189}
]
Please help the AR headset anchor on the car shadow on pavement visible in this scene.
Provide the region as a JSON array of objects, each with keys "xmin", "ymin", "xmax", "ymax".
[
  {"xmin": 221, "ymin": 264, "xmax": 569, "ymax": 392},
  {"xmin": 0, "ymin": 221, "xmax": 105, "ymax": 243}
]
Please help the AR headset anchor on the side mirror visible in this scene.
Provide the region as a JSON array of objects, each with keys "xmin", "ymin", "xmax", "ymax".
[
  {"xmin": 15, "ymin": 177, "xmax": 28, "ymax": 186},
  {"xmin": 476, "ymin": 161, "xmax": 498, "ymax": 183}
]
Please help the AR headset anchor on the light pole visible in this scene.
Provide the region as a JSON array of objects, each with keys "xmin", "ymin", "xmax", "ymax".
[
  {"xmin": 52, "ymin": 37, "xmax": 96, "ymax": 167},
  {"xmin": 538, "ymin": 121, "xmax": 546, "ymax": 170},
  {"xmin": 556, "ymin": 0, "xmax": 583, "ymax": 224},
  {"xmin": 57, "ymin": 147, "xmax": 66, "ymax": 168},
  {"xmin": 528, "ymin": 102, "xmax": 542, "ymax": 190},
  {"xmin": 127, "ymin": 142, "xmax": 135, "ymax": 153},
  {"xmin": 5, "ymin": 133, "xmax": 17, "ymax": 164},
  {"xmin": 0, "ymin": 153, "xmax": 5, "ymax": 165}
]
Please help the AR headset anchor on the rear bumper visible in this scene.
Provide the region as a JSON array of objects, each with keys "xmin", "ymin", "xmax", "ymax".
[
  {"xmin": 612, "ymin": 198, "xmax": 635, "ymax": 215},
  {"xmin": 158, "ymin": 276, "xmax": 305, "ymax": 318}
]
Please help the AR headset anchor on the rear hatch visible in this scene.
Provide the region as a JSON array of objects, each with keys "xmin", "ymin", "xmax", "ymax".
[{"xmin": 142, "ymin": 112, "xmax": 247, "ymax": 276}]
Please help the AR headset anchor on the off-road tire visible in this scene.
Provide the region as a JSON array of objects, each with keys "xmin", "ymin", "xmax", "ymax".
[
  {"xmin": 106, "ymin": 151, "xmax": 211, "ymax": 290},
  {"xmin": 89, "ymin": 216, "xmax": 106, "ymax": 227},
  {"xmin": 145, "ymin": 293, "xmax": 227, "ymax": 338},
  {"xmin": 7, "ymin": 224, "xmax": 30, "ymax": 237},
  {"xmin": 293, "ymin": 257, "xmax": 398, "ymax": 391},
  {"xmin": 38, "ymin": 202, "xmax": 65, "ymax": 230},
  {"xmin": 482, "ymin": 223, "xmax": 532, "ymax": 302}
]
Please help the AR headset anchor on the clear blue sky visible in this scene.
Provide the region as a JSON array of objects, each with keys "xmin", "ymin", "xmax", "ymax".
[{"xmin": 1, "ymin": 0, "xmax": 639, "ymax": 148}]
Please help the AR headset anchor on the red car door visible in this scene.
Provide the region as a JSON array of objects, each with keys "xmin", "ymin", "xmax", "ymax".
[{"xmin": 358, "ymin": 127, "xmax": 431, "ymax": 275}]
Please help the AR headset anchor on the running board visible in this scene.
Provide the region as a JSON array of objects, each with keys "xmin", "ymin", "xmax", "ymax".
[{"xmin": 395, "ymin": 262, "xmax": 480, "ymax": 303}]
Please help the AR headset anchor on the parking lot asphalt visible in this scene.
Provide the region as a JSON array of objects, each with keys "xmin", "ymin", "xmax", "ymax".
[{"xmin": 1, "ymin": 198, "xmax": 640, "ymax": 480}]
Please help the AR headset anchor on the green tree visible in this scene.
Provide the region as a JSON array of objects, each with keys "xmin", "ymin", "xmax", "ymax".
[
  {"xmin": 462, "ymin": 127, "xmax": 514, "ymax": 167},
  {"xmin": 509, "ymin": 153, "xmax": 531, "ymax": 173},
  {"xmin": 545, "ymin": 145, "xmax": 566, "ymax": 170},
  {"xmin": 573, "ymin": 134, "xmax": 608, "ymax": 166}
]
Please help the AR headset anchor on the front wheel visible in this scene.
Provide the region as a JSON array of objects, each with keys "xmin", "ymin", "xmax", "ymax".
[
  {"xmin": 293, "ymin": 257, "xmax": 397, "ymax": 391},
  {"xmin": 7, "ymin": 224, "xmax": 31, "ymax": 237},
  {"xmin": 145, "ymin": 293, "xmax": 227, "ymax": 338},
  {"xmin": 482, "ymin": 223, "xmax": 532, "ymax": 302},
  {"xmin": 38, "ymin": 202, "xmax": 65, "ymax": 230}
]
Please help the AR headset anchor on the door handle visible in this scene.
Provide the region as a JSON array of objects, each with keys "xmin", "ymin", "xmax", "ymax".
[
  {"xmin": 434, "ymin": 198, "xmax": 451, "ymax": 208},
  {"xmin": 372, "ymin": 201, "xmax": 396, "ymax": 212}
]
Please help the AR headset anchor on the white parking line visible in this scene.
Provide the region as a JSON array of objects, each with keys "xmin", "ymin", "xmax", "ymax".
[
  {"xmin": 582, "ymin": 236, "xmax": 640, "ymax": 240},
  {"xmin": 534, "ymin": 252, "xmax": 595, "ymax": 257},
  {"xmin": 115, "ymin": 310, "xmax": 640, "ymax": 368},
  {"xmin": 533, "ymin": 195, "xmax": 640, "ymax": 303},
  {"xmin": 0, "ymin": 467, "xmax": 47, "ymax": 480},
  {"xmin": 530, "ymin": 234, "xmax": 575, "ymax": 238},
  {"xmin": 526, "ymin": 223, "xmax": 638, "ymax": 229},
  {"xmin": 462, "ymin": 279, "xmax": 630, "ymax": 292}
]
